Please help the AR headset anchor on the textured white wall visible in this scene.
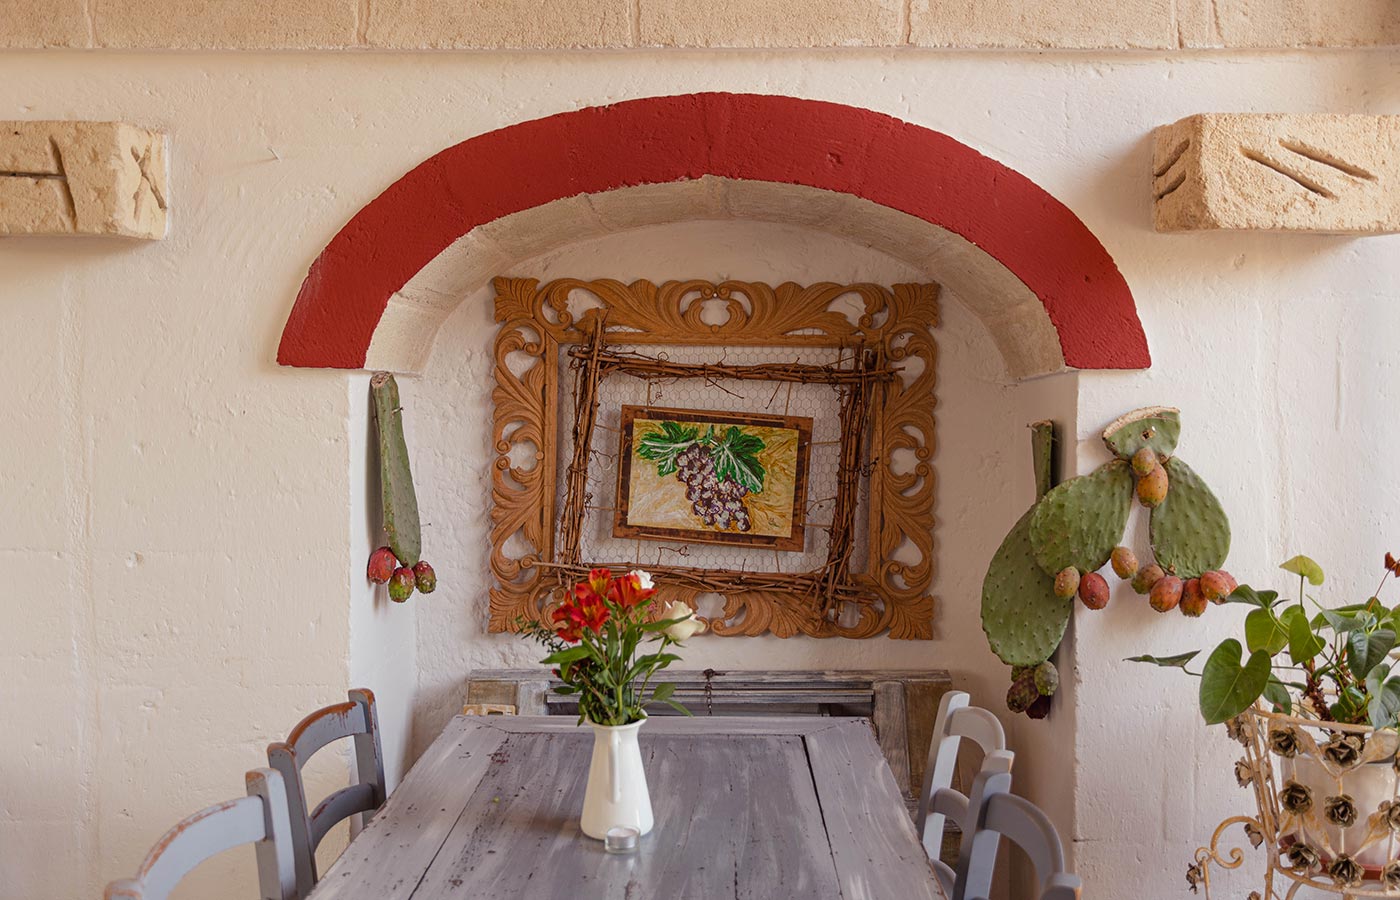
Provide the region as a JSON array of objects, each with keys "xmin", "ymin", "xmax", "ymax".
[{"xmin": 2, "ymin": 48, "xmax": 1398, "ymax": 900}]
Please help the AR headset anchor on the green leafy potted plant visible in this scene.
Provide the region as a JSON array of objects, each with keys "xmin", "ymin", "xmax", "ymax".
[{"xmin": 1134, "ymin": 554, "xmax": 1400, "ymax": 889}]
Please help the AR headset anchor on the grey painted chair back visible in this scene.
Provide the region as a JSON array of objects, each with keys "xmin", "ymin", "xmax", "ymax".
[
  {"xmin": 267, "ymin": 688, "xmax": 386, "ymax": 898},
  {"xmin": 915, "ymin": 690, "xmax": 1008, "ymax": 866},
  {"xmin": 947, "ymin": 753, "xmax": 1082, "ymax": 900},
  {"xmin": 103, "ymin": 768, "xmax": 296, "ymax": 900}
]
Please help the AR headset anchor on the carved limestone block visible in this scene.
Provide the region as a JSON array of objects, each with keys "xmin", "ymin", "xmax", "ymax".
[
  {"xmin": 1153, "ymin": 113, "xmax": 1400, "ymax": 234},
  {"xmin": 0, "ymin": 121, "xmax": 168, "ymax": 239}
]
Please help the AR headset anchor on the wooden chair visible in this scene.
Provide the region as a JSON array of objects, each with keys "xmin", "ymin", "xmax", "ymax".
[
  {"xmin": 267, "ymin": 688, "xmax": 386, "ymax": 898},
  {"xmin": 914, "ymin": 690, "xmax": 1008, "ymax": 890},
  {"xmin": 941, "ymin": 754, "xmax": 1082, "ymax": 900},
  {"xmin": 103, "ymin": 768, "xmax": 296, "ymax": 900}
]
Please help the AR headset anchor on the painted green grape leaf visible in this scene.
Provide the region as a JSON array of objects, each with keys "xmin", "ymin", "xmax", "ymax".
[
  {"xmin": 1198, "ymin": 638, "xmax": 1272, "ymax": 726},
  {"xmin": 710, "ymin": 426, "xmax": 766, "ymax": 494},
  {"xmin": 1280, "ymin": 554, "xmax": 1325, "ymax": 586},
  {"xmin": 635, "ymin": 421, "xmax": 699, "ymax": 476}
]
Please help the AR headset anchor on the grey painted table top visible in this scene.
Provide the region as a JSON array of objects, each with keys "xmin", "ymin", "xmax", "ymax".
[{"xmin": 308, "ymin": 715, "xmax": 945, "ymax": 900}]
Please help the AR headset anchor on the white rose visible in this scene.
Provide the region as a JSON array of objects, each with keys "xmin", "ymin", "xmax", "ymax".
[
  {"xmin": 661, "ymin": 600, "xmax": 706, "ymax": 641},
  {"xmin": 629, "ymin": 569, "xmax": 655, "ymax": 591}
]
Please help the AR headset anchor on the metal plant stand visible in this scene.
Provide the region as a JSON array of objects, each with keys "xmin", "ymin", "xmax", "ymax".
[{"xmin": 1191, "ymin": 706, "xmax": 1400, "ymax": 899}]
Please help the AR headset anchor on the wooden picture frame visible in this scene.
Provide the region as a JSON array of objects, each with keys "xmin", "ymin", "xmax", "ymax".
[
  {"xmin": 614, "ymin": 405, "xmax": 813, "ymax": 552},
  {"xmin": 488, "ymin": 277, "xmax": 939, "ymax": 639}
]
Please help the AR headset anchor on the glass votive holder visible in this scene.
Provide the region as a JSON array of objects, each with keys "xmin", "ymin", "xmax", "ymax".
[{"xmin": 604, "ymin": 825, "xmax": 640, "ymax": 854}]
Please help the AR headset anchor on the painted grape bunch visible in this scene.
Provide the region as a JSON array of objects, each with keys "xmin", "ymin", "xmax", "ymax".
[{"xmin": 637, "ymin": 421, "xmax": 766, "ymax": 532}]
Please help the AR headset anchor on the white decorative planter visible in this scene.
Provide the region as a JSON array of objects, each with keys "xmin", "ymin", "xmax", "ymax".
[
  {"xmin": 1193, "ymin": 706, "xmax": 1400, "ymax": 897},
  {"xmin": 580, "ymin": 719, "xmax": 654, "ymax": 840}
]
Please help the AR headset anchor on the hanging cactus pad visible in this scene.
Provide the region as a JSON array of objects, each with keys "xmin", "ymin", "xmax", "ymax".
[
  {"xmin": 1101, "ymin": 406, "xmax": 1182, "ymax": 460},
  {"xmin": 1028, "ymin": 460, "xmax": 1134, "ymax": 576},
  {"xmin": 982, "ymin": 509, "xmax": 1074, "ymax": 667},
  {"xmin": 1150, "ymin": 456, "xmax": 1230, "ymax": 579}
]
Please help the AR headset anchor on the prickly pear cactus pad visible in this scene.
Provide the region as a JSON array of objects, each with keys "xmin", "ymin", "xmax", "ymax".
[
  {"xmin": 1029, "ymin": 460, "xmax": 1134, "ymax": 576},
  {"xmin": 1101, "ymin": 406, "xmax": 1181, "ymax": 460},
  {"xmin": 1150, "ymin": 456, "xmax": 1230, "ymax": 579},
  {"xmin": 371, "ymin": 372, "xmax": 422, "ymax": 567},
  {"xmin": 983, "ymin": 509, "xmax": 1073, "ymax": 666}
]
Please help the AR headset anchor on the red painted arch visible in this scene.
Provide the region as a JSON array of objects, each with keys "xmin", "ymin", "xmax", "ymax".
[{"xmin": 278, "ymin": 92, "xmax": 1149, "ymax": 371}]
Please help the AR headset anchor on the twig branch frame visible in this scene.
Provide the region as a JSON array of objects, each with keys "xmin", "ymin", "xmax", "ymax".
[{"xmin": 487, "ymin": 277, "xmax": 939, "ymax": 639}]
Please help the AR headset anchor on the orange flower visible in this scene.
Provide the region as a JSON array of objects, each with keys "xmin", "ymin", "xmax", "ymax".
[
  {"xmin": 574, "ymin": 567, "xmax": 613, "ymax": 604},
  {"xmin": 552, "ymin": 581, "xmax": 612, "ymax": 642},
  {"xmin": 609, "ymin": 570, "xmax": 658, "ymax": 608}
]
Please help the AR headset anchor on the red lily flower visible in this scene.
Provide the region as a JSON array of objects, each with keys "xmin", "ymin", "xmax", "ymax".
[{"xmin": 608, "ymin": 571, "xmax": 657, "ymax": 608}]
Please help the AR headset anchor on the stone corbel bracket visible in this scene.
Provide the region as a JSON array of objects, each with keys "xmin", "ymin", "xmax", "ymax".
[
  {"xmin": 1153, "ymin": 113, "xmax": 1399, "ymax": 234},
  {"xmin": 1, "ymin": 121, "xmax": 168, "ymax": 239}
]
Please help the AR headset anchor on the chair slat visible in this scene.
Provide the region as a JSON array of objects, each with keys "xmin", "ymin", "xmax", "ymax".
[
  {"xmin": 268, "ymin": 688, "xmax": 387, "ymax": 898},
  {"xmin": 915, "ymin": 691, "xmax": 1009, "ymax": 860},
  {"xmin": 103, "ymin": 769, "xmax": 295, "ymax": 900}
]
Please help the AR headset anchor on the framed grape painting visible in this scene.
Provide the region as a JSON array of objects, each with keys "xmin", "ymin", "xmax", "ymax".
[
  {"xmin": 615, "ymin": 406, "xmax": 812, "ymax": 551},
  {"xmin": 487, "ymin": 276, "xmax": 939, "ymax": 640}
]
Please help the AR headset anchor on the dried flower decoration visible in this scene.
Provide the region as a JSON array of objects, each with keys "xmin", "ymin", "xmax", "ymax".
[
  {"xmin": 1284, "ymin": 842, "xmax": 1320, "ymax": 872},
  {"xmin": 1268, "ymin": 727, "xmax": 1300, "ymax": 759},
  {"xmin": 1244, "ymin": 821, "xmax": 1264, "ymax": 849},
  {"xmin": 1234, "ymin": 758, "xmax": 1255, "ymax": 788},
  {"xmin": 1246, "ymin": 893, "xmax": 1260, "ymax": 900},
  {"xmin": 1321, "ymin": 733, "xmax": 1365, "ymax": 768},
  {"xmin": 1384, "ymin": 861, "xmax": 1400, "ymax": 891},
  {"xmin": 1328, "ymin": 854, "xmax": 1364, "ymax": 888},
  {"xmin": 1280, "ymin": 781, "xmax": 1314, "ymax": 815},
  {"xmin": 1379, "ymin": 799, "xmax": 1400, "ymax": 833},
  {"xmin": 1387, "ymin": 551, "xmax": 1400, "ymax": 575},
  {"xmin": 1323, "ymin": 794, "xmax": 1358, "ymax": 827},
  {"xmin": 1224, "ymin": 716, "xmax": 1250, "ymax": 745},
  {"xmin": 1185, "ymin": 862, "xmax": 1204, "ymax": 894}
]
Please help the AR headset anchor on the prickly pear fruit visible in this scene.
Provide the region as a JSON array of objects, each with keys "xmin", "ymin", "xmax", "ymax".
[
  {"xmin": 1200, "ymin": 570, "xmax": 1235, "ymax": 603},
  {"xmin": 1181, "ymin": 578, "xmax": 1208, "ymax": 617},
  {"xmin": 1136, "ymin": 463, "xmax": 1169, "ymax": 508},
  {"xmin": 1131, "ymin": 447, "xmax": 1159, "ymax": 477},
  {"xmin": 1150, "ymin": 575, "xmax": 1184, "ymax": 612},
  {"xmin": 1078, "ymin": 572, "xmax": 1110, "ymax": 610},
  {"xmin": 1026, "ymin": 694, "xmax": 1053, "ymax": 719},
  {"xmin": 1132, "ymin": 563, "xmax": 1165, "ymax": 595},
  {"xmin": 367, "ymin": 546, "xmax": 397, "ymax": 584},
  {"xmin": 412, "ymin": 560, "xmax": 436, "ymax": 594},
  {"xmin": 1053, "ymin": 567, "xmax": 1080, "ymax": 600},
  {"xmin": 389, "ymin": 566, "xmax": 415, "ymax": 603},
  {"xmin": 1034, "ymin": 661, "xmax": 1059, "ymax": 697},
  {"xmin": 1007, "ymin": 669, "xmax": 1040, "ymax": 714},
  {"xmin": 1111, "ymin": 546, "xmax": 1139, "ymax": 580}
]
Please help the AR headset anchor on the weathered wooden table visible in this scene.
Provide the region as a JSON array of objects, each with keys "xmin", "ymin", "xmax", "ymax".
[{"xmin": 308, "ymin": 715, "xmax": 946, "ymax": 900}]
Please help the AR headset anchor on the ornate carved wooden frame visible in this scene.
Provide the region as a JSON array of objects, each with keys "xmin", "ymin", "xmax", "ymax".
[{"xmin": 488, "ymin": 277, "xmax": 938, "ymax": 639}]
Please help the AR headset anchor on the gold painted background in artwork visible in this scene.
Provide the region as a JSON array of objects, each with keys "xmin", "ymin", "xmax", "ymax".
[{"xmin": 624, "ymin": 418, "xmax": 801, "ymax": 539}]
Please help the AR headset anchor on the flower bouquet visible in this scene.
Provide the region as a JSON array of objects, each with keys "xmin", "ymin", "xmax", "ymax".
[{"xmin": 520, "ymin": 567, "xmax": 704, "ymax": 838}]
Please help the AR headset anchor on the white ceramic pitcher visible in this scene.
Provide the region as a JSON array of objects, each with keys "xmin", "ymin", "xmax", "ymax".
[{"xmin": 580, "ymin": 719, "xmax": 653, "ymax": 839}]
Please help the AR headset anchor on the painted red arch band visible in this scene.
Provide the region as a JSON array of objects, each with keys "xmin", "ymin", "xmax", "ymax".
[{"xmin": 277, "ymin": 92, "xmax": 1149, "ymax": 371}]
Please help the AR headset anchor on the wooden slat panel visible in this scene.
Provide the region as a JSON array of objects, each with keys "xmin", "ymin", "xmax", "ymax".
[
  {"xmin": 804, "ymin": 720, "xmax": 944, "ymax": 899},
  {"xmin": 307, "ymin": 717, "xmax": 505, "ymax": 900}
]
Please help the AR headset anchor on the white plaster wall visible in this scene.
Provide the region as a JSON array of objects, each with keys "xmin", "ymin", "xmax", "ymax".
[{"xmin": 1, "ymin": 48, "xmax": 1398, "ymax": 900}]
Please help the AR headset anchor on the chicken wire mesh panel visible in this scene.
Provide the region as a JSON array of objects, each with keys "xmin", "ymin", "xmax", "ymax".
[{"xmin": 556, "ymin": 343, "xmax": 872, "ymax": 582}]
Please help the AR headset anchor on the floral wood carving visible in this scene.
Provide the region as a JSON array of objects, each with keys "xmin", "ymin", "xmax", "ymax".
[{"xmin": 488, "ymin": 277, "xmax": 939, "ymax": 639}]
